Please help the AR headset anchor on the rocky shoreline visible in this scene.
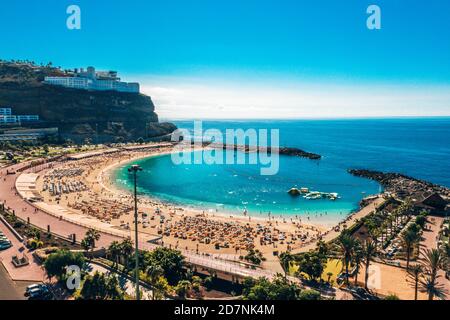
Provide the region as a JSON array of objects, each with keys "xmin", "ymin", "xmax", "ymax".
[{"xmin": 348, "ymin": 169, "xmax": 450, "ymax": 200}]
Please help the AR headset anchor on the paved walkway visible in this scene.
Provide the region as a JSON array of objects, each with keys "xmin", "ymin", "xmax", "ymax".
[
  {"xmin": 0, "ymin": 216, "xmax": 46, "ymax": 282},
  {"xmin": 421, "ymin": 216, "xmax": 442, "ymax": 249},
  {"xmin": 1, "ymin": 169, "xmax": 121, "ymax": 248},
  {"xmin": 420, "ymin": 216, "xmax": 450, "ymax": 298}
]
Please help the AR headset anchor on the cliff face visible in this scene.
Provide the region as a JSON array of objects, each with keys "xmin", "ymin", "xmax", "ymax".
[{"xmin": 0, "ymin": 62, "xmax": 176, "ymax": 142}]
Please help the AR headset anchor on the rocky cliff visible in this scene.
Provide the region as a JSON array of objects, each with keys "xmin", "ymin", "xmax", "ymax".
[{"xmin": 0, "ymin": 61, "xmax": 176, "ymax": 143}]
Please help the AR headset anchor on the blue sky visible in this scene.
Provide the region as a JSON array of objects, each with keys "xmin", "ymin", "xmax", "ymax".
[{"xmin": 1, "ymin": 0, "xmax": 449, "ymax": 118}]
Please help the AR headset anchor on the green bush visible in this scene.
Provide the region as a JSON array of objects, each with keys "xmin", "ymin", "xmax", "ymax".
[
  {"xmin": 415, "ymin": 215, "xmax": 427, "ymax": 229},
  {"xmin": 13, "ymin": 221, "xmax": 24, "ymax": 228},
  {"xmin": 298, "ymin": 289, "xmax": 321, "ymax": 300},
  {"xmin": 242, "ymin": 274, "xmax": 300, "ymax": 300},
  {"xmin": 44, "ymin": 249, "xmax": 85, "ymax": 281},
  {"xmin": 203, "ymin": 276, "xmax": 213, "ymax": 291},
  {"xmin": 27, "ymin": 238, "xmax": 44, "ymax": 250}
]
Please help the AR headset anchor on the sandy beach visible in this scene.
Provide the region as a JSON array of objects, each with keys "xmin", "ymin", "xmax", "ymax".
[{"xmin": 32, "ymin": 144, "xmax": 346, "ymax": 267}]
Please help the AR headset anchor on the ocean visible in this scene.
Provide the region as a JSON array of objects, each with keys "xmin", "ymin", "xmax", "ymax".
[{"xmin": 113, "ymin": 118, "xmax": 450, "ymax": 224}]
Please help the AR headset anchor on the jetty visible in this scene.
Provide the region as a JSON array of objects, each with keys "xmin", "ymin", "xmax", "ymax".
[
  {"xmin": 208, "ymin": 142, "xmax": 321, "ymax": 160},
  {"xmin": 349, "ymin": 169, "xmax": 450, "ymax": 198}
]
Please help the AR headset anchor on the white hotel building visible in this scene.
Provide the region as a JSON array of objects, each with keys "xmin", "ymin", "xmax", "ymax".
[
  {"xmin": 0, "ymin": 108, "xmax": 40, "ymax": 124},
  {"xmin": 0, "ymin": 108, "xmax": 12, "ymax": 116},
  {"xmin": 44, "ymin": 67, "xmax": 140, "ymax": 93}
]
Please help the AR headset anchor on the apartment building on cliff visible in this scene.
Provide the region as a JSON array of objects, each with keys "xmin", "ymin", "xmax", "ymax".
[
  {"xmin": 0, "ymin": 107, "xmax": 39, "ymax": 124},
  {"xmin": 44, "ymin": 66, "xmax": 139, "ymax": 93}
]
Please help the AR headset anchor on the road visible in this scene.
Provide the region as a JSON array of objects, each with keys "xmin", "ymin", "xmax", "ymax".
[{"xmin": 0, "ymin": 263, "xmax": 25, "ymax": 300}]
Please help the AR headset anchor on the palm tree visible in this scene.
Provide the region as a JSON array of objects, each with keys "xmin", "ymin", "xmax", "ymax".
[
  {"xmin": 380, "ymin": 221, "xmax": 388, "ymax": 245},
  {"xmin": 107, "ymin": 241, "xmax": 121, "ymax": 269},
  {"xmin": 444, "ymin": 243, "xmax": 450, "ymax": 276},
  {"xmin": 407, "ymin": 264, "xmax": 423, "ymax": 300},
  {"xmin": 146, "ymin": 264, "xmax": 164, "ymax": 300},
  {"xmin": 402, "ymin": 199, "xmax": 413, "ymax": 216},
  {"xmin": 279, "ymin": 252, "xmax": 295, "ymax": 278},
  {"xmin": 419, "ymin": 275, "xmax": 446, "ymax": 301},
  {"xmin": 152, "ymin": 276, "xmax": 170, "ymax": 300},
  {"xmin": 387, "ymin": 214, "xmax": 394, "ymax": 232},
  {"xmin": 363, "ymin": 239, "xmax": 377, "ymax": 290},
  {"xmin": 85, "ymin": 229, "xmax": 101, "ymax": 249},
  {"xmin": 369, "ymin": 227, "xmax": 381, "ymax": 251},
  {"xmin": 420, "ymin": 249, "xmax": 444, "ymax": 279},
  {"xmin": 353, "ymin": 243, "xmax": 364, "ymax": 286},
  {"xmin": 81, "ymin": 238, "xmax": 91, "ymax": 259},
  {"xmin": 391, "ymin": 209, "xmax": 399, "ymax": 228},
  {"xmin": 400, "ymin": 228, "xmax": 420, "ymax": 269},
  {"xmin": 146, "ymin": 264, "xmax": 164, "ymax": 282},
  {"xmin": 337, "ymin": 233, "xmax": 358, "ymax": 285},
  {"xmin": 175, "ymin": 280, "xmax": 192, "ymax": 299},
  {"xmin": 316, "ymin": 240, "xmax": 328, "ymax": 257},
  {"xmin": 81, "ymin": 229, "xmax": 101, "ymax": 260},
  {"xmin": 119, "ymin": 238, "xmax": 133, "ymax": 269},
  {"xmin": 419, "ymin": 248, "xmax": 446, "ymax": 300}
]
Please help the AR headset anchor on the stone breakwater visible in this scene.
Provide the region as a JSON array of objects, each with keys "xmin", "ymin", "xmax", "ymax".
[
  {"xmin": 208, "ymin": 143, "xmax": 322, "ymax": 160},
  {"xmin": 348, "ymin": 169, "xmax": 450, "ymax": 199}
]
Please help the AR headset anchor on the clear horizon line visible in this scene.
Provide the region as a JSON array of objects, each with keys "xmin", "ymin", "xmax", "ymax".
[{"xmin": 161, "ymin": 115, "xmax": 450, "ymax": 122}]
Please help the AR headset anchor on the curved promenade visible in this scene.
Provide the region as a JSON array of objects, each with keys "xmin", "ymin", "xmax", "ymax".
[{"xmin": 0, "ymin": 158, "xmax": 283, "ymax": 282}]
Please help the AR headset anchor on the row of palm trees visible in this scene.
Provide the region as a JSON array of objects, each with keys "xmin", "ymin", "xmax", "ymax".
[
  {"xmin": 107, "ymin": 240, "xmax": 179, "ymax": 300},
  {"xmin": 282, "ymin": 225, "xmax": 447, "ymax": 300},
  {"xmin": 336, "ymin": 232, "xmax": 377, "ymax": 289},
  {"xmin": 106, "ymin": 238, "xmax": 134, "ymax": 269},
  {"xmin": 400, "ymin": 223, "xmax": 422, "ymax": 269},
  {"xmin": 361, "ymin": 199, "xmax": 429, "ymax": 269},
  {"xmin": 336, "ymin": 230, "xmax": 448, "ymax": 300},
  {"xmin": 278, "ymin": 235, "xmax": 378, "ymax": 291},
  {"xmin": 364, "ymin": 200, "xmax": 414, "ymax": 251},
  {"xmin": 407, "ymin": 248, "xmax": 448, "ymax": 300}
]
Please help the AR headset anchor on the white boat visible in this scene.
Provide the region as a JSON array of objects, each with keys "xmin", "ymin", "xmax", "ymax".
[{"xmin": 304, "ymin": 191, "xmax": 322, "ymax": 200}]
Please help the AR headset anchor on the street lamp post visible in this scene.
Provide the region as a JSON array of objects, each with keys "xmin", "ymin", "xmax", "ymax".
[{"xmin": 128, "ymin": 164, "xmax": 142, "ymax": 300}]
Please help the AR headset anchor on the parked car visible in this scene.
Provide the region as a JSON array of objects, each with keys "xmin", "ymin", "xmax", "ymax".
[
  {"xmin": 349, "ymin": 287, "xmax": 380, "ymax": 300},
  {"xmin": 28, "ymin": 287, "xmax": 53, "ymax": 300},
  {"xmin": 0, "ymin": 242, "xmax": 12, "ymax": 250},
  {"xmin": 25, "ymin": 284, "xmax": 52, "ymax": 300},
  {"xmin": 25, "ymin": 284, "xmax": 44, "ymax": 295}
]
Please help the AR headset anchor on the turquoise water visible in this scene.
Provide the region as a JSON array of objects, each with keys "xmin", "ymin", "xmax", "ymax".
[{"xmin": 113, "ymin": 118, "xmax": 450, "ymax": 221}]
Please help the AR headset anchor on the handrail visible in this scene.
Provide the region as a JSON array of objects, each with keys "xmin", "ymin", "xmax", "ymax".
[{"xmin": 0, "ymin": 212, "xmax": 24, "ymax": 242}]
